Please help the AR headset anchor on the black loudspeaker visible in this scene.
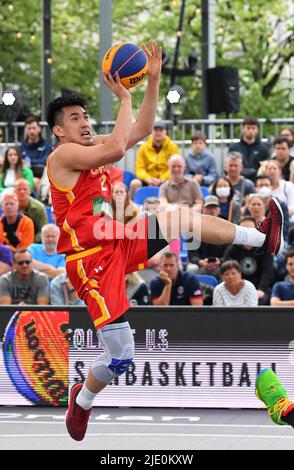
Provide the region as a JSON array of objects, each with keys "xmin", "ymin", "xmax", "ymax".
[{"xmin": 206, "ymin": 66, "xmax": 240, "ymax": 114}]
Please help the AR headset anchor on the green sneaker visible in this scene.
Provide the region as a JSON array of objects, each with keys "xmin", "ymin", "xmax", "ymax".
[{"xmin": 256, "ymin": 368, "xmax": 294, "ymax": 425}]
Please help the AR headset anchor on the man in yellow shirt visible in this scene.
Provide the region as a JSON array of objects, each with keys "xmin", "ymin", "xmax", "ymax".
[{"xmin": 130, "ymin": 121, "xmax": 179, "ymax": 199}]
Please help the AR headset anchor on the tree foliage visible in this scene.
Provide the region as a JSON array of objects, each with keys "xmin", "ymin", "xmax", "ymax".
[{"xmin": 0, "ymin": 0, "xmax": 293, "ymax": 121}]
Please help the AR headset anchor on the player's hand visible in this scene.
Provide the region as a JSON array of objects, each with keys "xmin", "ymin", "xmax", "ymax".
[
  {"xmin": 103, "ymin": 71, "xmax": 131, "ymax": 101},
  {"xmin": 142, "ymin": 39, "xmax": 162, "ymax": 81}
]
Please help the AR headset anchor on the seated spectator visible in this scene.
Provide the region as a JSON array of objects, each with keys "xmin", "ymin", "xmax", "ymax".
[
  {"xmin": 15, "ymin": 178, "xmax": 48, "ymax": 243},
  {"xmin": 279, "ymin": 127, "xmax": 294, "ymax": 157},
  {"xmin": 0, "ymin": 248, "xmax": 49, "ymax": 305},
  {"xmin": 274, "ymin": 227, "xmax": 294, "ymax": 282},
  {"xmin": 211, "ymin": 177, "xmax": 241, "ymax": 223},
  {"xmin": 195, "ymin": 256, "xmax": 221, "ymax": 280},
  {"xmin": 126, "ymin": 272, "xmax": 150, "ymax": 306},
  {"xmin": 159, "ymin": 154, "xmax": 202, "ymax": 209},
  {"xmin": 271, "ymin": 251, "xmax": 294, "ymax": 306},
  {"xmin": 264, "ymin": 160, "xmax": 294, "ymax": 222},
  {"xmin": 229, "ymin": 116, "xmax": 270, "ymax": 181},
  {"xmin": 111, "ymin": 182, "xmax": 139, "ymax": 224},
  {"xmin": 185, "ymin": 131, "xmax": 219, "ymax": 186},
  {"xmin": 213, "ymin": 260, "xmax": 258, "ymax": 307},
  {"xmin": 254, "ymin": 175, "xmax": 289, "ymax": 238},
  {"xmin": 50, "ymin": 272, "xmax": 85, "ymax": 305},
  {"xmin": 0, "ymin": 244, "xmax": 13, "ymax": 276},
  {"xmin": 150, "ymin": 252, "xmax": 203, "ymax": 306},
  {"xmin": 20, "ymin": 115, "xmax": 53, "ymax": 179},
  {"xmin": 0, "ymin": 146, "xmax": 34, "ymax": 194},
  {"xmin": 133, "ymin": 121, "xmax": 179, "ymax": 196},
  {"xmin": 272, "ymin": 136, "xmax": 294, "ymax": 183},
  {"xmin": 188, "ymin": 195, "xmax": 229, "ymax": 266},
  {"xmin": 29, "ymin": 224, "xmax": 65, "ymax": 280},
  {"xmin": 246, "ymin": 193, "xmax": 266, "ymax": 226},
  {"xmin": 224, "ymin": 151, "xmax": 255, "ymax": 207},
  {"xmin": 0, "ymin": 189, "xmax": 34, "ymax": 251},
  {"xmin": 223, "ymin": 216, "xmax": 273, "ymax": 305}
]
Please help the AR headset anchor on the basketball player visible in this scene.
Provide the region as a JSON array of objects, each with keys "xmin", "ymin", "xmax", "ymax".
[{"xmin": 46, "ymin": 40, "xmax": 284, "ymax": 441}]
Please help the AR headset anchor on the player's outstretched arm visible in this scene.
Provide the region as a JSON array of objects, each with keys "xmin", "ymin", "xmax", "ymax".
[
  {"xmin": 126, "ymin": 39, "xmax": 162, "ymax": 149},
  {"xmin": 56, "ymin": 72, "xmax": 133, "ymax": 170}
]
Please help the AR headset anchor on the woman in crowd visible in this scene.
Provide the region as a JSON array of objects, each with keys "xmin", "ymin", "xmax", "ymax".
[
  {"xmin": 265, "ymin": 160, "xmax": 294, "ymax": 222},
  {"xmin": 246, "ymin": 193, "xmax": 266, "ymax": 225},
  {"xmin": 211, "ymin": 177, "xmax": 240, "ymax": 223},
  {"xmin": 0, "ymin": 146, "xmax": 34, "ymax": 193},
  {"xmin": 111, "ymin": 182, "xmax": 139, "ymax": 224}
]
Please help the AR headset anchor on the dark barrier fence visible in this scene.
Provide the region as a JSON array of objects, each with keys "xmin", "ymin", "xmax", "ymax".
[{"xmin": 1, "ymin": 306, "xmax": 294, "ymax": 408}]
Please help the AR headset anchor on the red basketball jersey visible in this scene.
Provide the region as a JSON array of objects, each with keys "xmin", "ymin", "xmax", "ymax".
[{"xmin": 47, "ymin": 159, "xmax": 113, "ymax": 256}]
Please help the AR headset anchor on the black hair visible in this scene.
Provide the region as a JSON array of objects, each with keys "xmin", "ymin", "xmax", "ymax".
[
  {"xmin": 46, "ymin": 94, "xmax": 87, "ymax": 133},
  {"xmin": 255, "ymin": 174, "xmax": 273, "ymax": 185},
  {"xmin": 243, "ymin": 116, "xmax": 259, "ymax": 127},
  {"xmin": 13, "ymin": 248, "xmax": 32, "ymax": 261},
  {"xmin": 286, "ymin": 250, "xmax": 294, "ymax": 261},
  {"xmin": 211, "ymin": 177, "xmax": 235, "ymax": 202},
  {"xmin": 274, "ymin": 136, "xmax": 291, "ymax": 148},
  {"xmin": 220, "ymin": 260, "xmax": 241, "ymax": 275}
]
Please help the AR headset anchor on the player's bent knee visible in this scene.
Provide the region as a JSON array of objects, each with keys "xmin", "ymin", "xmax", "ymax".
[{"xmin": 90, "ymin": 321, "xmax": 135, "ymax": 383}]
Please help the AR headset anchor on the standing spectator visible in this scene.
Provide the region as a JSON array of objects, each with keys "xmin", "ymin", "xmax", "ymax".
[
  {"xmin": 126, "ymin": 272, "xmax": 150, "ymax": 306},
  {"xmin": 271, "ymin": 251, "xmax": 294, "ymax": 306},
  {"xmin": 264, "ymin": 160, "xmax": 294, "ymax": 222},
  {"xmin": 20, "ymin": 115, "xmax": 53, "ymax": 178},
  {"xmin": 213, "ymin": 260, "xmax": 258, "ymax": 307},
  {"xmin": 0, "ymin": 146, "xmax": 34, "ymax": 194},
  {"xmin": 224, "ymin": 151, "xmax": 255, "ymax": 206},
  {"xmin": 223, "ymin": 216, "xmax": 273, "ymax": 305},
  {"xmin": 280, "ymin": 127, "xmax": 294, "ymax": 157},
  {"xmin": 229, "ymin": 116, "xmax": 270, "ymax": 180},
  {"xmin": 50, "ymin": 272, "xmax": 84, "ymax": 306},
  {"xmin": 29, "ymin": 224, "xmax": 65, "ymax": 280},
  {"xmin": 150, "ymin": 252, "xmax": 203, "ymax": 306},
  {"xmin": 159, "ymin": 154, "xmax": 202, "ymax": 208},
  {"xmin": 272, "ymin": 136, "xmax": 294, "ymax": 183},
  {"xmin": 14, "ymin": 178, "xmax": 48, "ymax": 243},
  {"xmin": 0, "ymin": 248, "xmax": 49, "ymax": 305},
  {"xmin": 111, "ymin": 182, "xmax": 139, "ymax": 224},
  {"xmin": 0, "ymin": 244, "xmax": 13, "ymax": 275},
  {"xmin": 133, "ymin": 121, "xmax": 179, "ymax": 196},
  {"xmin": 211, "ymin": 177, "xmax": 241, "ymax": 223},
  {"xmin": 185, "ymin": 132, "xmax": 219, "ymax": 186},
  {"xmin": 0, "ymin": 189, "xmax": 34, "ymax": 251}
]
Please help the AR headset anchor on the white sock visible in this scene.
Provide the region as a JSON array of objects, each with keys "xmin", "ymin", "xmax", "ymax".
[
  {"xmin": 76, "ymin": 383, "xmax": 97, "ymax": 410},
  {"xmin": 233, "ymin": 225, "xmax": 265, "ymax": 248}
]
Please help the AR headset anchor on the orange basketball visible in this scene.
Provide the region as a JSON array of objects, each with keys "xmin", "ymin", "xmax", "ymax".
[{"xmin": 102, "ymin": 42, "xmax": 148, "ymax": 89}]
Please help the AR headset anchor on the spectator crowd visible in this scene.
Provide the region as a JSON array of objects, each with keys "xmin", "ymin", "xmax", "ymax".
[{"xmin": 0, "ymin": 115, "xmax": 294, "ymax": 308}]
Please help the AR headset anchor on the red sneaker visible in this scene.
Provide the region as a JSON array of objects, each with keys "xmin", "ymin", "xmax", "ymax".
[
  {"xmin": 66, "ymin": 383, "xmax": 92, "ymax": 441},
  {"xmin": 257, "ymin": 197, "xmax": 284, "ymax": 256}
]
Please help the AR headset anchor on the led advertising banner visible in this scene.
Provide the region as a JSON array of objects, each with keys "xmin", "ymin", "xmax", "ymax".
[{"xmin": 1, "ymin": 307, "xmax": 294, "ymax": 407}]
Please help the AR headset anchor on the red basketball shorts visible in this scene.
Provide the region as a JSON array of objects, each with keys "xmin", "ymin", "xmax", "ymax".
[{"xmin": 66, "ymin": 216, "xmax": 154, "ymax": 331}]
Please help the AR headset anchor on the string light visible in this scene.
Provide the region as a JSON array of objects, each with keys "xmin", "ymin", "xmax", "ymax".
[
  {"xmin": 47, "ymin": 57, "xmax": 53, "ymax": 64},
  {"xmin": 217, "ymin": 27, "xmax": 224, "ymax": 34},
  {"xmin": 62, "ymin": 33, "xmax": 68, "ymax": 40},
  {"xmin": 176, "ymin": 30, "xmax": 182, "ymax": 37},
  {"xmin": 8, "ymin": 3, "xmax": 14, "ymax": 12},
  {"xmin": 30, "ymin": 33, "xmax": 36, "ymax": 42},
  {"xmin": 268, "ymin": 36, "xmax": 273, "ymax": 43},
  {"xmin": 172, "ymin": 0, "xmax": 177, "ymax": 6},
  {"xmin": 16, "ymin": 32, "xmax": 22, "ymax": 39}
]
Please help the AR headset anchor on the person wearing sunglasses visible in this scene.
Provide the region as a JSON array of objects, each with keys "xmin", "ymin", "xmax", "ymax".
[{"xmin": 0, "ymin": 248, "xmax": 49, "ymax": 305}]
